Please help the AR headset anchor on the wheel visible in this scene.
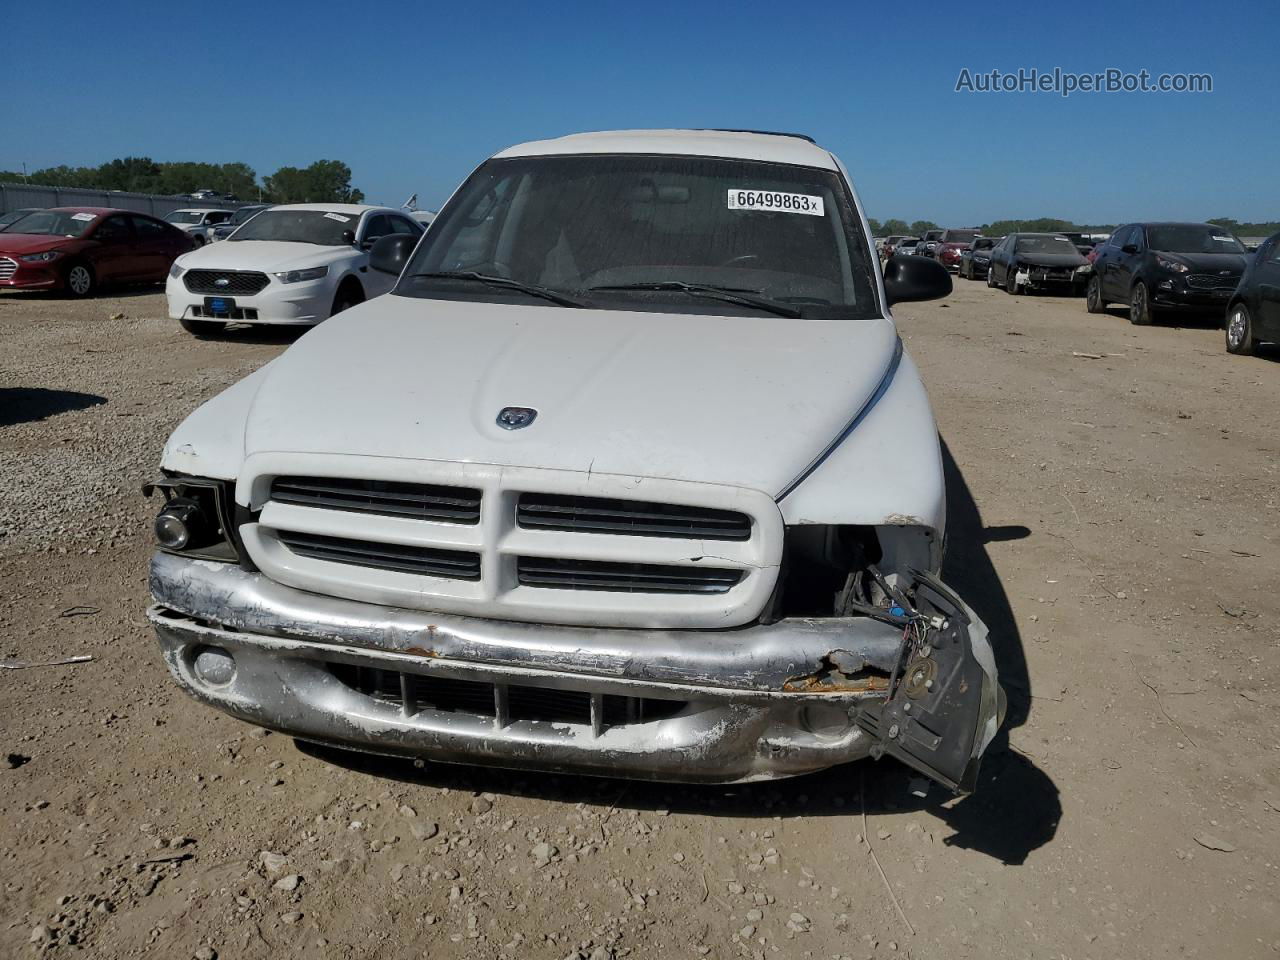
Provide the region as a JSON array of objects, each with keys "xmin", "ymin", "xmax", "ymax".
[
  {"xmin": 180, "ymin": 316, "xmax": 226, "ymax": 336},
  {"xmin": 1005, "ymin": 264, "xmax": 1019, "ymax": 295},
  {"xmin": 960, "ymin": 261, "xmax": 970, "ymax": 280},
  {"xmin": 330, "ymin": 282, "xmax": 365, "ymax": 317},
  {"xmin": 986, "ymin": 266, "xmax": 997, "ymax": 288},
  {"xmin": 64, "ymin": 261, "xmax": 95, "ymax": 298},
  {"xmin": 192, "ymin": 235, "xmax": 205, "ymax": 247},
  {"xmin": 1225, "ymin": 302, "xmax": 1255, "ymax": 355},
  {"xmin": 1085, "ymin": 275, "xmax": 1107, "ymax": 313},
  {"xmin": 1129, "ymin": 281, "xmax": 1154, "ymax": 325}
]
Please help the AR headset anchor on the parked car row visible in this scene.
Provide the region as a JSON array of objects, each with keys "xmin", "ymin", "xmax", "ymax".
[{"xmin": 889, "ymin": 219, "xmax": 1273, "ymax": 356}]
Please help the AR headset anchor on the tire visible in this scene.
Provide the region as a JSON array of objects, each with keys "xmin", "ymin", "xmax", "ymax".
[
  {"xmin": 180, "ymin": 316, "xmax": 226, "ymax": 336},
  {"xmin": 1085, "ymin": 275, "xmax": 1106, "ymax": 313},
  {"xmin": 1005, "ymin": 264, "xmax": 1019, "ymax": 295},
  {"xmin": 64, "ymin": 261, "xmax": 95, "ymax": 298},
  {"xmin": 191, "ymin": 236, "xmax": 205, "ymax": 247},
  {"xmin": 1129, "ymin": 281, "xmax": 1154, "ymax": 326},
  {"xmin": 330, "ymin": 281, "xmax": 365, "ymax": 318},
  {"xmin": 1225, "ymin": 302, "xmax": 1255, "ymax": 355},
  {"xmin": 986, "ymin": 266, "xmax": 997, "ymax": 288}
]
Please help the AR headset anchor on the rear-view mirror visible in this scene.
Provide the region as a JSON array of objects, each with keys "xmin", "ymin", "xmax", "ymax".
[
  {"xmin": 369, "ymin": 234, "xmax": 418, "ymax": 275},
  {"xmin": 884, "ymin": 254, "xmax": 952, "ymax": 306}
]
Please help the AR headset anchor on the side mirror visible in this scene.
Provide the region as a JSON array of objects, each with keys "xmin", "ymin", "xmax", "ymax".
[
  {"xmin": 369, "ymin": 233, "xmax": 417, "ymax": 275},
  {"xmin": 341, "ymin": 229, "xmax": 356, "ymax": 245},
  {"xmin": 884, "ymin": 254, "xmax": 951, "ymax": 306},
  {"xmin": 1121, "ymin": 243, "xmax": 1138, "ymax": 254}
]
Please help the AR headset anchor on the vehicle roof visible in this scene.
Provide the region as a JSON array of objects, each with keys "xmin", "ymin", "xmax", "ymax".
[
  {"xmin": 270, "ymin": 203, "xmax": 393, "ymax": 214},
  {"xmin": 495, "ymin": 129, "xmax": 838, "ymax": 170},
  {"xmin": 45, "ymin": 207, "xmax": 121, "ymax": 216},
  {"xmin": 1011, "ymin": 232, "xmax": 1077, "ymax": 237},
  {"xmin": 1130, "ymin": 221, "xmax": 1228, "ymax": 228},
  {"xmin": 169, "ymin": 207, "xmax": 233, "ymax": 213}
]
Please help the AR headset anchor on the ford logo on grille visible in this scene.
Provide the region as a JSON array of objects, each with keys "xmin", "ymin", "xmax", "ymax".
[
  {"xmin": 214, "ymin": 277, "xmax": 230, "ymax": 287},
  {"xmin": 496, "ymin": 406, "xmax": 537, "ymax": 430}
]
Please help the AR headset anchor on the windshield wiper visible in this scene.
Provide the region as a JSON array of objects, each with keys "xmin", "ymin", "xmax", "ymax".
[
  {"xmin": 407, "ymin": 271, "xmax": 587, "ymax": 308},
  {"xmin": 585, "ymin": 281, "xmax": 801, "ymax": 318}
]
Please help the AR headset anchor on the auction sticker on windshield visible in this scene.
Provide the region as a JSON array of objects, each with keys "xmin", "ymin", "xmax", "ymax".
[
  {"xmin": 727, "ymin": 190, "xmax": 824, "ymax": 216},
  {"xmin": 324, "ymin": 212, "xmax": 352, "ymax": 222},
  {"xmin": 71, "ymin": 213, "xmax": 96, "ymax": 221}
]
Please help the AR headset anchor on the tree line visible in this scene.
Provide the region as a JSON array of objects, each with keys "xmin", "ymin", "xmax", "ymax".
[
  {"xmin": 868, "ymin": 216, "xmax": 1280, "ymax": 238},
  {"xmin": 0, "ymin": 157, "xmax": 364, "ymax": 204}
]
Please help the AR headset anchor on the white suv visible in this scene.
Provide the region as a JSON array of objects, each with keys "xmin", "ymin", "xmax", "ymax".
[
  {"xmin": 165, "ymin": 203, "xmax": 422, "ymax": 335},
  {"xmin": 163, "ymin": 208, "xmax": 234, "ymax": 246},
  {"xmin": 146, "ymin": 130, "xmax": 1002, "ymax": 792}
]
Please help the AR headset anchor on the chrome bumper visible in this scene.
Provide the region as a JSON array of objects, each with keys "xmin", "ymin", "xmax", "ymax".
[{"xmin": 149, "ymin": 552, "xmax": 907, "ymax": 782}]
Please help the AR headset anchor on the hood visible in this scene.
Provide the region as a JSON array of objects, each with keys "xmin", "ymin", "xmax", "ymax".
[
  {"xmin": 0, "ymin": 234, "xmax": 81, "ymax": 255},
  {"xmin": 1153, "ymin": 251, "xmax": 1249, "ymax": 273},
  {"xmin": 178, "ymin": 240, "xmax": 357, "ymax": 273},
  {"xmin": 240, "ymin": 296, "xmax": 900, "ymax": 497},
  {"xmin": 1015, "ymin": 252, "xmax": 1088, "ymax": 268}
]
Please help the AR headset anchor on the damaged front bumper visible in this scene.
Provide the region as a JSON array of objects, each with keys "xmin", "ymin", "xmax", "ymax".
[{"xmin": 148, "ymin": 552, "xmax": 1002, "ymax": 787}]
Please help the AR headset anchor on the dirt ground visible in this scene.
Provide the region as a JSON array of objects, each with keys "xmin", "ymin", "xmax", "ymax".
[{"xmin": 2, "ymin": 278, "xmax": 1278, "ymax": 960}]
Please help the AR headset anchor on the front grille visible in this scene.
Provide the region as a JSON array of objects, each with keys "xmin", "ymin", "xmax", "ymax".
[
  {"xmin": 517, "ymin": 493, "xmax": 751, "ymax": 540},
  {"xmin": 1186, "ymin": 273, "xmax": 1239, "ymax": 291},
  {"xmin": 517, "ymin": 556, "xmax": 742, "ymax": 594},
  {"xmin": 272, "ymin": 476, "xmax": 481, "ymax": 524},
  {"xmin": 0, "ymin": 257, "xmax": 16, "ymax": 281},
  {"xmin": 277, "ymin": 531, "xmax": 481, "ymax": 581},
  {"xmin": 327, "ymin": 663, "xmax": 686, "ymax": 734},
  {"xmin": 183, "ymin": 269, "xmax": 270, "ymax": 295}
]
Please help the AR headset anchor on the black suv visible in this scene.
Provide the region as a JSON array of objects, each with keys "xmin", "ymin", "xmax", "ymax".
[
  {"xmin": 1086, "ymin": 222, "xmax": 1251, "ymax": 325},
  {"xmin": 1224, "ymin": 230, "xmax": 1280, "ymax": 355}
]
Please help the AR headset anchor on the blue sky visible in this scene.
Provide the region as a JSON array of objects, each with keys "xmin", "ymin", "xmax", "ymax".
[{"xmin": 4, "ymin": 0, "xmax": 1275, "ymax": 225}]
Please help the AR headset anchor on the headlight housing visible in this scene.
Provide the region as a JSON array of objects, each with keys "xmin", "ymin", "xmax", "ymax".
[
  {"xmin": 143, "ymin": 476, "xmax": 243, "ymax": 562},
  {"xmin": 168, "ymin": 263, "xmax": 185, "ymax": 279},
  {"xmin": 20, "ymin": 250, "xmax": 63, "ymax": 263},
  {"xmin": 273, "ymin": 265, "xmax": 329, "ymax": 284},
  {"xmin": 1074, "ymin": 264, "xmax": 1092, "ymax": 274},
  {"xmin": 1157, "ymin": 257, "xmax": 1189, "ymax": 273}
]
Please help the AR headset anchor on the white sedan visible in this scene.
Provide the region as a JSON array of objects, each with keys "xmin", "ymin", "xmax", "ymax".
[{"xmin": 166, "ymin": 203, "xmax": 423, "ymax": 335}]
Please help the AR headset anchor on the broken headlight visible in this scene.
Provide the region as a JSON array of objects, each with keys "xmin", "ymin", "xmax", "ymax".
[{"xmin": 143, "ymin": 475, "xmax": 243, "ymax": 562}]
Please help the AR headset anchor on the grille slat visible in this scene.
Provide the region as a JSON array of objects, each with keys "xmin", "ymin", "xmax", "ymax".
[
  {"xmin": 1186, "ymin": 273, "xmax": 1239, "ymax": 291},
  {"xmin": 0, "ymin": 257, "xmax": 17, "ymax": 281},
  {"xmin": 518, "ymin": 493, "xmax": 750, "ymax": 540},
  {"xmin": 327, "ymin": 664, "xmax": 685, "ymax": 732},
  {"xmin": 271, "ymin": 476, "xmax": 481, "ymax": 524},
  {"xmin": 183, "ymin": 269, "xmax": 270, "ymax": 295},
  {"xmin": 277, "ymin": 531, "xmax": 480, "ymax": 581},
  {"xmin": 517, "ymin": 556, "xmax": 742, "ymax": 594}
]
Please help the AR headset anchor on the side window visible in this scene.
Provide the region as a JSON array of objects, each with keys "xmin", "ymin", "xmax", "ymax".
[
  {"xmin": 1110, "ymin": 226, "xmax": 1132, "ymax": 250},
  {"xmin": 390, "ymin": 217, "xmax": 421, "ymax": 236},
  {"xmin": 208, "ymin": 211, "xmax": 231, "ymax": 224},
  {"xmin": 94, "ymin": 215, "xmax": 133, "ymax": 242},
  {"xmin": 131, "ymin": 216, "xmax": 167, "ymax": 238},
  {"xmin": 1265, "ymin": 237, "xmax": 1280, "ymax": 264},
  {"xmin": 1130, "ymin": 226, "xmax": 1146, "ymax": 251},
  {"xmin": 362, "ymin": 214, "xmax": 390, "ymax": 242}
]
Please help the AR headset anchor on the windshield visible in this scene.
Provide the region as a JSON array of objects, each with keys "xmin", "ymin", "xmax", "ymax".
[
  {"xmin": 397, "ymin": 154, "xmax": 877, "ymax": 318},
  {"xmin": 1015, "ymin": 236, "xmax": 1080, "ymax": 256},
  {"xmin": 3, "ymin": 210, "xmax": 96, "ymax": 237},
  {"xmin": 0, "ymin": 209, "xmax": 36, "ymax": 230},
  {"xmin": 972, "ymin": 238, "xmax": 995, "ymax": 251},
  {"xmin": 228, "ymin": 209, "xmax": 358, "ymax": 245},
  {"xmin": 165, "ymin": 211, "xmax": 204, "ymax": 224},
  {"xmin": 943, "ymin": 230, "xmax": 977, "ymax": 243},
  {"xmin": 1147, "ymin": 225, "xmax": 1245, "ymax": 254}
]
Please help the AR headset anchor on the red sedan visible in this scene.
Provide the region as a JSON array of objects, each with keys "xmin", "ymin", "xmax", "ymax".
[{"xmin": 0, "ymin": 207, "xmax": 194, "ymax": 297}]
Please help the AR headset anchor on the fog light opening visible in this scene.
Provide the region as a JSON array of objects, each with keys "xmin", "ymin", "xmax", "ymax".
[
  {"xmin": 797, "ymin": 703, "xmax": 853, "ymax": 740},
  {"xmin": 192, "ymin": 645, "xmax": 236, "ymax": 685}
]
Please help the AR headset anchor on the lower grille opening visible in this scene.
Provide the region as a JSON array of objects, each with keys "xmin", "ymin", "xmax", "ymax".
[
  {"xmin": 275, "ymin": 530, "xmax": 481, "ymax": 581},
  {"xmin": 327, "ymin": 663, "xmax": 686, "ymax": 731},
  {"xmin": 517, "ymin": 556, "xmax": 742, "ymax": 594},
  {"xmin": 192, "ymin": 305, "xmax": 259, "ymax": 320}
]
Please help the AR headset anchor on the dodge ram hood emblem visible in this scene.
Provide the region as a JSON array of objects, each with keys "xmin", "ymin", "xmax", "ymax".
[{"xmin": 496, "ymin": 406, "xmax": 537, "ymax": 430}]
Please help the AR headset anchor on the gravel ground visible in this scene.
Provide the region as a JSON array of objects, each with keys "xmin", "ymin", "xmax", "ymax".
[{"xmin": 1, "ymin": 281, "xmax": 1278, "ymax": 959}]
